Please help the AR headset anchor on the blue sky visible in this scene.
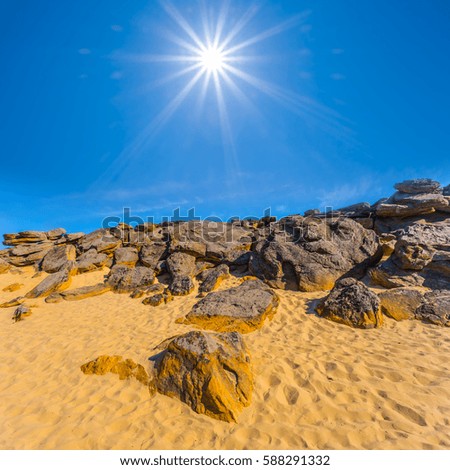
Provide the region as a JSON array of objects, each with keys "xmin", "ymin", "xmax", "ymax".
[{"xmin": 1, "ymin": 0, "xmax": 449, "ymax": 234}]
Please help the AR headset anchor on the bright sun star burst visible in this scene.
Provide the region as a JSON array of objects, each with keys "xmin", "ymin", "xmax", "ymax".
[
  {"xmin": 199, "ymin": 46, "xmax": 225, "ymax": 72},
  {"xmin": 115, "ymin": 0, "xmax": 322, "ymax": 177}
]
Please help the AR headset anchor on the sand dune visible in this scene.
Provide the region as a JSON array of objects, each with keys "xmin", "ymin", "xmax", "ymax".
[{"xmin": 0, "ymin": 267, "xmax": 449, "ymax": 450}]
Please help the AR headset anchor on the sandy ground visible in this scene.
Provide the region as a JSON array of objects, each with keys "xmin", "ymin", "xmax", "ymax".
[{"xmin": 0, "ymin": 267, "xmax": 449, "ymax": 450}]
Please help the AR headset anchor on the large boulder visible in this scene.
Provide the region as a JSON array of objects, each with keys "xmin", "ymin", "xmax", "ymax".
[
  {"xmin": 166, "ymin": 252, "xmax": 196, "ymax": 295},
  {"xmin": 40, "ymin": 244, "xmax": 76, "ymax": 273},
  {"xmin": 3, "ymin": 231, "xmax": 48, "ymax": 246},
  {"xmin": 46, "ymin": 228, "xmax": 67, "ymax": 240},
  {"xmin": 77, "ymin": 229, "xmax": 121, "ymax": 254},
  {"xmin": 316, "ymin": 278, "xmax": 383, "ymax": 329},
  {"xmin": 167, "ymin": 221, "xmax": 253, "ymax": 262},
  {"xmin": 249, "ymin": 216, "xmax": 381, "ymax": 291},
  {"xmin": 376, "ymin": 193, "xmax": 448, "ymax": 218},
  {"xmin": 415, "ymin": 290, "xmax": 450, "ymax": 327},
  {"xmin": 113, "ymin": 247, "xmax": 139, "ymax": 267},
  {"xmin": 46, "ymin": 283, "xmax": 111, "ymax": 302},
  {"xmin": 139, "ymin": 242, "xmax": 167, "ymax": 271},
  {"xmin": 198, "ymin": 264, "xmax": 230, "ymax": 296},
  {"xmin": 183, "ymin": 279, "xmax": 279, "ymax": 333},
  {"xmin": 25, "ymin": 269, "xmax": 72, "ymax": 298},
  {"xmin": 153, "ymin": 330, "xmax": 253, "ymax": 423},
  {"xmin": 7, "ymin": 242, "xmax": 54, "ymax": 267},
  {"xmin": 378, "ymin": 288, "xmax": 425, "ymax": 321},
  {"xmin": 75, "ymin": 249, "xmax": 111, "ymax": 273},
  {"xmin": 106, "ymin": 265, "xmax": 155, "ymax": 293},
  {"xmin": 370, "ymin": 222, "xmax": 450, "ymax": 290},
  {"xmin": 394, "ymin": 178, "xmax": 441, "ymax": 194}
]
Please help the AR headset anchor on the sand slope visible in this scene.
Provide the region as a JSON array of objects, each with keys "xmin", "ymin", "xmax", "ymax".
[{"xmin": 0, "ymin": 267, "xmax": 449, "ymax": 450}]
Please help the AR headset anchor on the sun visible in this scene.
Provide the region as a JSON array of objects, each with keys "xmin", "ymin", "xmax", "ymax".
[{"xmin": 199, "ymin": 46, "xmax": 225, "ymax": 72}]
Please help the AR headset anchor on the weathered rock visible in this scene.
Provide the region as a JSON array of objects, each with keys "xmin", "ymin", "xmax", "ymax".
[
  {"xmin": 65, "ymin": 232, "xmax": 85, "ymax": 243},
  {"xmin": 415, "ymin": 290, "xmax": 450, "ymax": 326},
  {"xmin": 336, "ymin": 202, "xmax": 372, "ymax": 218},
  {"xmin": 376, "ymin": 187, "xmax": 449, "ymax": 218},
  {"xmin": 378, "ymin": 288, "xmax": 425, "ymax": 321},
  {"xmin": 76, "ymin": 249, "xmax": 111, "ymax": 273},
  {"xmin": 40, "ymin": 245, "xmax": 76, "ymax": 273},
  {"xmin": 114, "ymin": 247, "xmax": 139, "ymax": 267},
  {"xmin": 304, "ymin": 209, "xmax": 321, "ymax": 217},
  {"xmin": 130, "ymin": 283, "xmax": 165, "ymax": 299},
  {"xmin": 2, "ymin": 283, "xmax": 23, "ymax": 292},
  {"xmin": 153, "ymin": 330, "xmax": 253, "ymax": 422},
  {"xmin": 7, "ymin": 242, "xmax": 54, "ymax": 267},
  {"xmin": 25, "ymin": 269, "xmax": 72, "ymax": 298},
  {"xmin": 107, "ymin": 265, "xmax": 155, "ymax": 293},
  {"xmin": 250, "ymin": 216, "xmax": 381, "ymax": 291},
  {"xmin": 46, "ymin": 228, "xmax": 66, "ymax": 240},
  {"xmin": 394, "ymin": 178, "xmax": 441, "ymax": 194},
  {"xmin": 142, "ymin": 289, "xmax": 173, "ymax": 306},
  {"xmin": 371, "ymin": 222, "xmax": 450, "ymax": 290},
  {"xmin": 184, "ymin": 279, "xmax": 279, "ymax": 333},
  {"xmin": 316, "ymin": 278, "xmax": 383, "ymax": 329},
  {"xmin": 198, "ymin": 264, "xmax": 230, "ymax": 296},
  {"xmin": 77, "ymin": 229, "xmax": 121, "ymax": 254},
  {"xmin": 0, "ymin": 257, "xmax": 10, "ymax": 274},
  {"xmin": 0, "ymin": 296, "xmax": 25, "ymax": 308},
  {"xmin": 167, "ymin": 221, "xmax": 253, "ymax": 262},
  {"xmin": 56, "ymin": 283, "xmax": 111, "ymax": 301},
  {"xmin": 139, "ymin": 242, "xmax": 167, "ymax": 271},
  {"xmin": 81, "ymin": 355, "xmax": 151, "ymax": 387},
  {"xmin": 12, "ymin": 305, "xmax": 32, "ymax": 322},
  {"xmin": 443, "ymin": 185, "xmax": 450, "ymax": 196},
  {"xmin": 166, "ymin": 252, "xmax": 196, "ymax": 295},
  {"xmin": 3, "ymin": 231, "xmax": 48, "ymax": 246}
]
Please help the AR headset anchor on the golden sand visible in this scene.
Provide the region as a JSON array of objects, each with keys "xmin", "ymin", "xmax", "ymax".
[{"xmin": 0, "ymin": 267, "xmax": 449, "ymax": 450}]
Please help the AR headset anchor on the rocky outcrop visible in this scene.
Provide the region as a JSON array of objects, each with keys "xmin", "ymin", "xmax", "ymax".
[
  {"xmin": 40, "ymin": 245, "xmax": 76, "ymax": 273},
  {"xmin": 46, "ymin": 283, "xmax": 111, "ymax": 303},
  {"xmin": 316, "ymin": 278, "xmax": 383, "ymax": 328},
  {"xmin": 415, "ymin": 290, "xmax": 450, "ymax": 327},
  {"xmin": 166, "ymin": 252, "xmax": 196, "ymax": 295},
  {"xmin": 370, "ymin": 221, "xmax": 450, "ymax": 290},
  {"xmin": 142, "ymin": 289, "xmax": 173, "ymax": 306},
  {"xmin": 378, "ymin": 288, "xmax": 425, "ymax": 321},
  {"xmin": 153, "ymin": 330, "xmax": 253, "ymax": 422},
  {"xmin": 167, "ymin": 221, "xmax": 253, "ymax": 263},
  {"xmin": 76, "ymin": 249, "xmax": 111, "ymax": 273},
  {"xmin": 25, "ymin": 269, "xmax": 72, "ymax": 298},
  {"xmin": 107, "ymin": 265, "xmax": 155, "ymax": 293},
  {"xmin": 375, "ymin": 179, "xmax": 449, "ymax": 219},
  {"xmin": 81, "ymin": 355, "xmax": 152, "ymax": 387},
  {"xmin": 198, "ymin": 264, "xmax": 230, "ymax": 296},
  {"xmin": 183, "ymin": 279, "xmax": 279, "ymax": 333},
  {"xmin": 139, "ymin": 242, "xmax": 167, "ymax": 271},
  {"xmin": 250, "ymin": 216, "xmax": 381, "ymax": 291},
  {"xmin": 113, "ymin": 247, "xmax": 139, "ymax": 267},
  {"xmin": 3, "ymin": 231, "xmax": 48, "ymax": 246},
  {"xmin": 77, "ymin": 229, "xmax": 121, "ymax": 254}
]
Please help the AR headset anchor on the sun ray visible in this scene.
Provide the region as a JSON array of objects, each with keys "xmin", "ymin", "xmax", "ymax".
[
  {"xmin": 224, "ymin": 12, "xmax": 309, "ymax": 56},
  {"xmin": 160, "ymin": 1, "xmax": 205, "ymax": 51},
  {"xmin": 219, "ymin": 3, "xmax": 260, "ymax": 51},
  {"xmin": 213, "ymin": 0, "xmax": 230, "ymax": 49}
]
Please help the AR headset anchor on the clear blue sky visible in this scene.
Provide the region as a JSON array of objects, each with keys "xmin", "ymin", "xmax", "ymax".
[{"xmin": 1, "ymin": 0, "xmax": 449, "ymax": 234}]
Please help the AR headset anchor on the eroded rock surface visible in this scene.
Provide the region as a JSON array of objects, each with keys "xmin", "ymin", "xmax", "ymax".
[
  {"xmin": 316, "ymin": 278, "xmax": 383, "ymax": 329},
  {"xmin": 184, "ymin": 279, "xmax": 279, "ymax": 333},
  {"xmin": 153, "ymin": 330, "xmax": 253, "ymax": 422}
]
